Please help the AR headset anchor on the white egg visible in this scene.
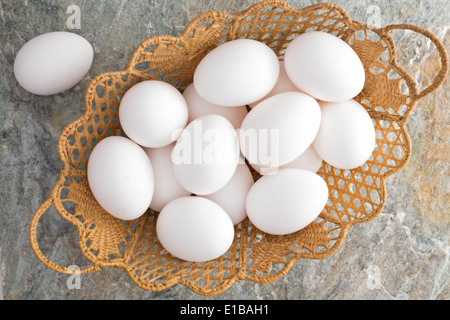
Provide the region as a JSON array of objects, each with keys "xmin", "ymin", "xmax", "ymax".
[
  {"xmin": 183, "ymin": 83, "xmax": 248, "ymax": 129},
  {"xmin": 203, "ymin": 164, "xmax": 254, "ymax": 225},
  {"xmin": 87, "ymin": 136, "xmax": 154, "ymax": 221},
  {"xmin": 172, "ymin": 115, "xmax": 240, "ymax": 195},
  {"xmin": 285, "ymin": 31, "xmax": 365, "ymax": 102},
  {"xmin": 248, "ymin": 61, "xmax": 302, "ymax": 109},
  {"xmin": 252, "ymin": 144, "xmax": 323, "ymax": 175},
  {"xmin": 144, "ymin": 144, "xmax": 191, "ymax": 213},
  {"xmin": 194, "ymin": 39, "xmax": 280, "ymax": 107},
  {"xmin": 313, "ymin": 99, "xmax": 376, "ymax": 170},
  {"xmin": 239, "ymin": 92, "xmax": 321, "ymax": 171},
  {"xmin": 119, "ymin": 80, "xmax": 189, "ymax": 148},
  {"xmin": 156, "ymin": 196, "xmax": 235, "ymax": 263},
  {"xmin": 283, "ymin": 144, "xmax": 323, "ymax": 172},
  {"xmin": 14, "ymin": 32, "xmax": 93, "ymax": 96},
  {"xmin": 246, "ymin": 169, "xmax": 329, "ymax": 235}
]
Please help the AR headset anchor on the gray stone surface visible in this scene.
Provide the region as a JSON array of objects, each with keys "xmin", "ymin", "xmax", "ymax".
[{"xmin": 0, "ymin": 0, "xmax": 448, "ymax": 300}]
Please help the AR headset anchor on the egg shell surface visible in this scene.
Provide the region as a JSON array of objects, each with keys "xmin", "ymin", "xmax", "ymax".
[
  {"xmin": 252, "ymin": 144, "xmax": 323, "ymax": 175},
  {"xmin": 183, "ymin": 83, "xmax": 248, "ymax": 129},
  {"xmin": 194, "ymin": 39, "xmax": 280, "ymax": 107},
  {"xmin": 156, "ymin": 196, "xmax": 235, "ymax": 263},
  {"xmin": 285, "ymin": 31, "xmax": 365, "ymax": 102},
  {"xmin": 249, "ymin": 61, "xmax": 302, "ymax": 109},
  {"xmin": 172, "ymin": 115, "xmax": 240, "ymax": 195},
  {"xmin": 87, "ymin": 136, "xmax": 154, "ymax": 221},
  {"xmin": 239, "ymin": 92, "xmax": 321, "ymax": 170},
  {"xmin": 14, "ymin": 32, "xmax": 93, "ymax": 96},
  {"xmin": 119, "ymin": 80, "xmax": 189, "ymax": 148},
  {"xmin": 246, "ymin": 168, "xmax": 329, "ymax": 235},
  {"xmin": 313, "ymin": 99, "xmax": 376, "ymax": 170},
  {"xmin": 204, "ymin": 164, "xmax": 254, "ymax": 225},
  {"xmin": 144, "ymin": 144, "xmax": 191, "ymax": 213}
]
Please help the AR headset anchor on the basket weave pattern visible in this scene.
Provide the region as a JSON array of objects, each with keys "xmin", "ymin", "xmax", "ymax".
[{"xmin": 30, "ymin": 0, "xmax": 447, "ymax": 296}]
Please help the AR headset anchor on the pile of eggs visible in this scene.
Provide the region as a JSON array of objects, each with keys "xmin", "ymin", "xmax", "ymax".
[{"xmin": 87, "ymin": 31, "xmax": 376, "ymax": 263}]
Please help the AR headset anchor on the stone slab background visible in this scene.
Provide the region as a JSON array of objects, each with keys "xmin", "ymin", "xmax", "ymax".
[{"xmin": 0, "ymin": 0, "xmax": 448, "ymax": 300}]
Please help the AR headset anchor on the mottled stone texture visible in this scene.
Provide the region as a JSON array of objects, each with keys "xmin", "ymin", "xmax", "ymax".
[{"xmin": 0, "ymin": 0, "xmax": 448, "ymax": 300}]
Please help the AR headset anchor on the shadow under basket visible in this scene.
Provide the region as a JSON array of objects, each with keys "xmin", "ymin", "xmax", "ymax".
[{"xmin": 30, "ymin": 0, "xmax": 448, "ymax": 296}]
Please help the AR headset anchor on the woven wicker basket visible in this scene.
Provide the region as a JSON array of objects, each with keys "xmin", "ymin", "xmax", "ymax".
[{"xmin": 30, "ymin": 0, "xmax": 447, "ymax": 296}]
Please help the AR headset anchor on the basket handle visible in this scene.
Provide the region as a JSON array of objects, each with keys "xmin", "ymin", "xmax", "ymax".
[
  {"xmin": 385, "ymin": 24, "xmax": 448, "ymax": 100},
  {"xmin": 29, "ymin": 198, "xmax": 101, "ymax": 275}
]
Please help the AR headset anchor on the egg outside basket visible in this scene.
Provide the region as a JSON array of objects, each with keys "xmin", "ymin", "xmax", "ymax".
[{"xmin": 29, "ymin": 0, "xmax": 447, "ymax": 296}]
